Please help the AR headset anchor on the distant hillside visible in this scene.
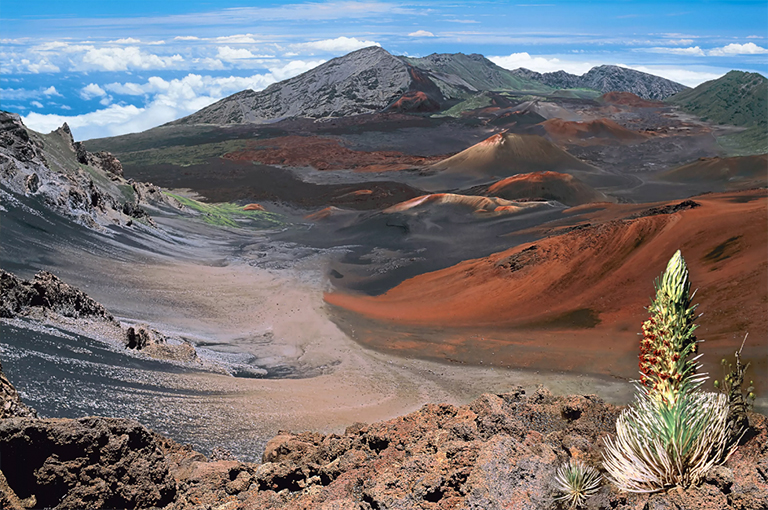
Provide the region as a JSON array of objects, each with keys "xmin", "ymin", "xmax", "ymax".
[
  {"xmin": 668, "ymin": 71, "xmax": 768, "ymax": 155},
  {"xmin": 668, "ymin": 71, "xmax": 767, "ymax": 127},
  {"xmin": 511, "ymin": 65, "xmax": 688, "ymax": 100},
  {"xmin": 401, "ymin": 53, "xmax": 551, "ymax": 94}
]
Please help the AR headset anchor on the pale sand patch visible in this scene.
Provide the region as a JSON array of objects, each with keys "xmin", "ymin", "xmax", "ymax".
[{"xmin": 84, "ymin": 258, "xmax": 634, "ymax": 457}]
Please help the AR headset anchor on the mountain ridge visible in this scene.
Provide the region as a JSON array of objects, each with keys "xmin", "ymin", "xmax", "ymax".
[
  {"xmin": 172, "ymin": 47, "xmax": 691, "ymax": 126},
  {"xmin": 510, "ymin": 65, "xmax": 688, "ymax": 100}
]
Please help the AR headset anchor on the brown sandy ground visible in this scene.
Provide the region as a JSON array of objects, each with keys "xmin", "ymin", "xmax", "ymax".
[{"xmin": 324, "ymin": 189, "xmax": 768, "ymax": 396}]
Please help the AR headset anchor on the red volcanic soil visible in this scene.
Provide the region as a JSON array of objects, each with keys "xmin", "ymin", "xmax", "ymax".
[
  {"xmin": 483, "ymin": 171, "xmax": 609, "ymax": 206},
  {"xmin": 242, "ymin": 203, "xmax": 265, "ymax": 211},
  {"xmin": 601, "ymin": 91, "xmax": 664, "ymax": 107},
  {"xmin": 387, "ymin": 91, "xmax": 441, "ymax": 113},
  {"xmin": 383, "ymin": 193, "xmax": 544, "ymax": 216},
  {"xmin": 660, "ymin": 154, "xmax": 768, "ymax": 189},
  {"xmin": 223, "ymin": 135, "xmax": 443, "ymax": 172},
  {"xmin": 326, "ymin": 189, "xmax": 767, "ymax": 382},
  {"xmin": 537, "ymin": 118, "xmax": 648, "ymax": 145}
]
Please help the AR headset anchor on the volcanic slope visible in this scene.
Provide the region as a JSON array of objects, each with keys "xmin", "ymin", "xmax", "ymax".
[
  {"xmin": 427, "ymin": 132, "xmax": 601, "ymax": 186},
  {"xmin": 382, "ymin": 193, "xmax": 549, "ymax": 217},
  {"xmin": 325, "ymin": 189, "xmax": 767, "ymax": 381},
  {"xmin": 476, "ymin": 171, "xmax": 610, "ymax": 206},
  {"xmin": 532, "ymin": 118, "xmax": 648, "ymax": 145},
  {"xmin": 400, "ymin": 52, "xmax": 552, "ymax": 93},
  {"xmin": 658, "ymin": 154, "xmax": 768, "ymax": 190},
  {"xmin": 511, "ymin": 65, "xmax": 688, "ymax": 100},
  {"xmin": 173, "ymin": 47, "xmax": 422, "ymax": 124}
]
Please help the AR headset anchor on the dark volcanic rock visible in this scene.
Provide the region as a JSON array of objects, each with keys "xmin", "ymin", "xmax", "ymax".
[
  {"xmin": 0, "ymin": 417, "xmax": 177, "ymax": 510},
  {"xmin": 511, "ymin": 65, "xmax": 688, "ymax": 100},
  {"xmin": 0, "ymin": 359, "xmax": 37, "ymax": 420},
  {"xmin": 0, "ymin": 269, "xmax": 114, "ymax": 321}
]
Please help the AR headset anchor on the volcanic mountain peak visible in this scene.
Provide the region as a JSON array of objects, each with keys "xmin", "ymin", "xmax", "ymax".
[
  {"xmin": 483, "ymin": 171, "xmax": 611, "ymax": 206},
  {"xmin": 173, "ymin": 46, "xmax": 418, "ymax": 125},
  {"xmin": 400, "ymin": 52, "xmax": 551, "ymax": 93},
  {"xmin": 430, "ymin": 131, "xmax": 598, "ymax": 178},
  {"xmin": 383, "ymin": 192, "xmax": 545, "ymax": 216},
  {"xmin": 511, "ymin": 65, "xmax": 688, "ymax": 100},
  {"xmin": 536, "ymin": 117, "xmax": 648, "ymax": 144}
]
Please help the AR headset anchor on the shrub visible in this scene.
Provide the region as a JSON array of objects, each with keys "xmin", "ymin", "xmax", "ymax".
[
  {"xmin": 603, "ymin": 250, "xmax": 743, "ymax": 493},
  {"xmin": 553, "ymin": 459, "xmax": 602, "ymax": 509}
]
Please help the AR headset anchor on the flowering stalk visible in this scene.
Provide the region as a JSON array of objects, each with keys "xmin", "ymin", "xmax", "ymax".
[{"xmin": 638, "ymin": 250, "xmax": 704, "ymax": 404}]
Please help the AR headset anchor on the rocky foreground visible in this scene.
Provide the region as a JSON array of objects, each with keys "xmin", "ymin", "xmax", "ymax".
[{"xmin": 1, "ymin": 359, "xmax": 766, "ymax": 510}]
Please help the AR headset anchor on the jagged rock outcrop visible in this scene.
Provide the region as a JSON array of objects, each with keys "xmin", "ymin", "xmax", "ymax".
[
  {"xmin": 0, "ymin": 268, "xmax": 200, "ymax": 363},
  {"xmin": 124, "ymin": 324, "xmax": 198, "ymax": 363},
  {"xmin": 0, "ymin": 111, "xmax": 181, "ymax": 230},
  {"xmin": 0, "ymin": 417, "xmax": 177, "ymax": 510},
  {"xmin": 0, "ymin": 359, "xmax": 37, "ymax": 420},
  {"xmin": 1, "ymin": 352, "xmax": 766, "ymax": 510},
  {"xmin": 511, "ymin": 65, "xmax": 688, "ymax": 100},
  {"xmin": 0, "ymin": 269, "xmax": 114, "ymax": 321}
]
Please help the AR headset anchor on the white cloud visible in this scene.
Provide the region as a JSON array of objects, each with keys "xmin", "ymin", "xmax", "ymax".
[
  {"xmin": 489, "ymin": 52, "xmax": 721, "ymax": 87},
  {"xmin": 23, "ymin": 104, "xmax": 146, "ymax": 140},
  {"xmin": 80, "ymin": 83, "xmax": 107, "ymax": 99},
  {"xmin": 0, "ymin": 86, "xmax": 61, "ymax": 100},
  {"xmin": 268, "ymin": 59, "xmax": 325, "ymax": 80},
  {"xmin": 708, "ymin": 42, "xmax": 768, "ymax": 56},
  {"xmin": 408, "ymin": 30, "xmax": 435, "ymax": 37},
  {"xmin": 489, "ymin": 52, "xmax": 595, "ymax": 75},
  {"xmin": 648, "ymin": 46, "xmax": 705, "ymax": 56},
  {"xmin": 746, "ymin": 35, "xmax": 764, "ymax": 39},
  {"xmin": 193, "ymin": 57, "xmax": 226, "ymax": 70},
  {"xmin": 22, "ymin": 62, "xmax": 328, "ymax": 140},
  {"xmin": 217, "ymin": 46, "xmax": 257, "ymax": 61},
  {"xmin": 619, "ymin": 65, "xmax": 723, "ymax": 87},
  {"xmin": 174, "ymin": 36, "xmax": 200, "ymax": 41},
  {"xmin": 292, "ymin": 36, "xmax": 380, "ymax": 54},
  {"xmin": 78, "ymin": 46, "xmax": 183, "ymax": 71},
  {"xmin": 42, "ymin": 86, "xmax": 62, "ymax": 97},
  {"xmin": 666, "ymin": 39, "xmax": 694, "ymax": 46},
  {"xmin": 25, "ymin": 59, "xmax": 60, "ymax": 73},
  {"xmin": 110, "ymin": 37, "xmax": 142, "ymax": 44},
  {"xmin": 216, "ymin": 34, "xmax": 260, "ymax": 44},
  {"xmin": 30, "ymin": 101, "xmax": 44, "ymax": 108}
]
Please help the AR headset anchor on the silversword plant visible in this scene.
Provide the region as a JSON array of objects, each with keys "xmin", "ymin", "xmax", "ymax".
[
  {"xmin": 603, "ymin": 251, "xmax": 742, "ymax": 493},
  {"xmin": 553, "ymin": 459, "xmax": 602, "ymax": 509}
]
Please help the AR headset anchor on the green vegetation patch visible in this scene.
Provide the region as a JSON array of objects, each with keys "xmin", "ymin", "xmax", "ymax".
[
  {"xmin": 717, "ymin": 126, "xmax": 768, "ymax": 157},
  {"xmin": 437, "ymin": 93, "xmax": 494, "ymax": 117},
  {"xmin": 164, "ymin": 192, "xmax": 284, "ymax": 228}
]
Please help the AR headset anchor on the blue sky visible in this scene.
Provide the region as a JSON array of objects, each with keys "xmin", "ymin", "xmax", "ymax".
[{"xmin": 2, "ymin": 0, "xmax": 766, "ymax": 141}]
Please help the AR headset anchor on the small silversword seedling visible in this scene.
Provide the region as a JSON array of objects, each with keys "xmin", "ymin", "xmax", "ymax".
[{"xmin": 553, "ymin": 459, "xmax": 602, "ymax": 509}]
